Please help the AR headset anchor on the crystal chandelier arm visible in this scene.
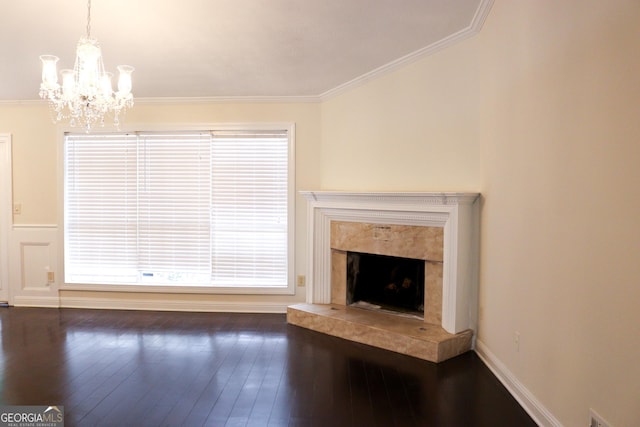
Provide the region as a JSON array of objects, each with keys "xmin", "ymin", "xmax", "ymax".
[
  {"xmin": 40, "ymin": 55, "xmax": 60, "ymax": 89},
  {"xmin": 117, "ymin": 66, "xmax": 134, "ymax": 96}
]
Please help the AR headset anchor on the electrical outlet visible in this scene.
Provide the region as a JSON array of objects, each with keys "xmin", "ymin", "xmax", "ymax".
[
  {"xmin": 514, "ymin": 331, "xmax": 520, "ymax": 352},
  {"xmin": 47, "ymin": 271, "xmax": 55, "ymax": 284},
  {"xmin": 296, "ymin": 275, "xmax": 306, "ymax": 287},
  {"xmin": 589, "ymin": 409, "xmax": 611, "ymax": 427}
]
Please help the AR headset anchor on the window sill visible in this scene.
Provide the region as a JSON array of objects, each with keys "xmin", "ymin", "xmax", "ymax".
[{"xmin": 59, "ymin": 283, "xmax": 295, "ymax": 295}]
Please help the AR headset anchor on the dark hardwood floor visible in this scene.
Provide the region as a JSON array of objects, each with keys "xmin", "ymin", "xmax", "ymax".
[{"xmin": 0, "ymin": 307, "xmax": 536, "ymax": 426}]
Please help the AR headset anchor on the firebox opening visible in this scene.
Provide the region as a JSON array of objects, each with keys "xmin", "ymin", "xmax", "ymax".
[{"xmin": 346, "ymin": 251, "xmax": 425, "ymax": 319}]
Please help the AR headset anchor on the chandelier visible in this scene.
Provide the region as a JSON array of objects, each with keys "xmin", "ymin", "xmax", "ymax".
[{"xmin": 39, "ymin": 0, "xmax": 134, "ymax": 131}]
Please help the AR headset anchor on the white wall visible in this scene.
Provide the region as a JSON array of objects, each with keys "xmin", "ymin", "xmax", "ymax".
[
  {"xmin": 320, "ymin": 52, "xmax": 482, "ymax": 191},
  {"xmin": 477, "ymin": 2, "xmax": 640, "ymax": 426},
  {"xmin": 320, "ymin": 1, "xmax": 640, "ymax": 426}
]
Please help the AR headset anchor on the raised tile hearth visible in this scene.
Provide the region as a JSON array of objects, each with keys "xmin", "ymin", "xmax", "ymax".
[
  {"xmin": 288, "ymin": 191, "xmax": 480, "ymax": 363},
  {"xmin": 288, "ymin": 303, "xmax": 473, "ymax": 363}
]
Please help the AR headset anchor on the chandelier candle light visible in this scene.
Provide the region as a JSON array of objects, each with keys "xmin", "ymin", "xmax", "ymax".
[{"xmin": 39, "ymin": 0, "xmax": 134, "ymax": 131}]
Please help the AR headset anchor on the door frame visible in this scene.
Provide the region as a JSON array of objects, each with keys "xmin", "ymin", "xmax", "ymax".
[{"xmin": 0, "ymin": 134, "xmax": 12, "ymax": 303}]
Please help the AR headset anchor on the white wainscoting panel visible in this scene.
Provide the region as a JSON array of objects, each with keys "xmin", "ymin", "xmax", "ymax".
[{"xmin": 10, "ymin": 225, "xmax": 59, "ymax": 307}]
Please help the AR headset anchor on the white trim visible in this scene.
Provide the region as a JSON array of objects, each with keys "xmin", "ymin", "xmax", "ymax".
[
  {"xmin": 13, "ymin": 296, "xmax": 60, "ymax": 308},
  {"xmin": 12, "ymin": 224, "xmax": 58, "ymax": 229},
  {"xmin": 318, "ymin": 0, "xmax": 494, "ymax": 100},
  {"xmin": 300, "ymin": 191, "xmax": 480, "ymax": 334},
  {"xmin": 475, "ymin": 340, "xmax": 563, "ymax": 427},
  {"xmin": 0, "ymin": 96, "xmax": 321, "ymax": 106},
  {"xmin": 135, "ymin": 96, "xmax": 321, "ymax": 104},
  {"xmin": 10, "ymin": 226, "xmax": 60, "ymax": 307},
  {"xmin": 469, "ymin": 0, "xmax": 495, "ymax": 33},
  {"xmin": 59, "ymin": 296, "xmax": 288, "ymax": 313},
  {"xmin": 58, "ymin": 283, "xmax": 294, "ymax": 295},
  {"xmin": 0, "ymin": 134, "xmax": 11, "ymax": 303},
  {"xmin": 57, "ymin": 121, "xmax": 298, "ymax": 135},
  {"xmin": 287, "ymin": 124, "xmax": 297, "ymax": 295},
  {"xmin": 0, "ymin": 100, "xmax": 45, "ymax": 106}
]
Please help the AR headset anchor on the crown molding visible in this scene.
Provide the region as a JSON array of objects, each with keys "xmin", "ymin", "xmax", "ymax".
[
  {"xmin": 134, "ymin": 95, "xmax": 321, "ymax": 105},
  {"xmin": 0, "ymin": 99, "xmax": 46, "ymax": 106},
  {"xmin": 318, "ymin": 0, "xmax": 494, "ymax": 100},
  {"xmin": 0, "ymin": 96, "xmax": 321, "ymax": 106}
]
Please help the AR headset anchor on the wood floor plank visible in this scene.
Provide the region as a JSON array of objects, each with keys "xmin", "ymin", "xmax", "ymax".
[{"xmin": 0, "ymin": 307, "xmax": 536, "ymax": 427}]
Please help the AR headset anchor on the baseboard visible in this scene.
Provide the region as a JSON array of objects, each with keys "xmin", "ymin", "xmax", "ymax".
[
  {"xmin": 475, "ymin": 340, "xmax": 563, "ymax": 427},
  {"xmin": 12, "ymin": 296, "xmax": 60, "ymax": 308},
  {"xmin": 59, "ymin": 296, "xmax": 289, "ymax": 313}
]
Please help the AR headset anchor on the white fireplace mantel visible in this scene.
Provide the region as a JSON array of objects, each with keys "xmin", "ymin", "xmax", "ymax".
[{"xmin": 300, "ymin": 191, "xmax": 480, "ymax": 334}]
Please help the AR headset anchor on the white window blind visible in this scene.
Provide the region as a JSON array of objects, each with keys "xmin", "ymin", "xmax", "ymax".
[
  {"xmin": 210, "ymin": 131, "xmax": 288, "ymax": 287},
  {"xmin": 65, "ymin": 133, "xmax": 138, "ymax": 284},
  {"xmin": 64, "ymin": 129, "xmax": 290, "ymax": 289},
  {"xmin": 137, "ymin": 132, "xmax": 212, "ymax": 285}
]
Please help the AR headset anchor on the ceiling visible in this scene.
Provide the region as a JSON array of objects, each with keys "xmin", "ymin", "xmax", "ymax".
[{"xmin": 0, "ymin": 0, "xmax": 490, "ymax": 101}]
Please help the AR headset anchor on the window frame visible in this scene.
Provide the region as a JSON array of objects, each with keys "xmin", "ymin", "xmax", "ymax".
[{"xmin": 57, "ymin": 123, "xmax": 296, "ymax": 295}]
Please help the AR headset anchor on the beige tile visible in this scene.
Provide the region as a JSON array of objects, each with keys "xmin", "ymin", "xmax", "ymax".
[
  {"xmin": 331, "ymin": 250, "xmax": 347, "ymax": 305},
  {"xmin": 287, "ymin": 303, "xmax": 473, "ymax": 363},
  {"xmin": 330, "ymin": 221, "xmax": 443, "ymax": 261},
  {"xmin": 424, "ymin": 261, "xmax": 443, "ymax": 325},
  {"xmin": 327, "ymin": 220, "xmax": 450, "ymax": 344}
]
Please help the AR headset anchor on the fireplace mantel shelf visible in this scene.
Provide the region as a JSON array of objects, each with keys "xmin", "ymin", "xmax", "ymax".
[{"xmin": 300, "ymin": 191, "xmax": 479, "ymax": 206}]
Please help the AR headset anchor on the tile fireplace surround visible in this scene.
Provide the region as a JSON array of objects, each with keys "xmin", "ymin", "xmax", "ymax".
[{"xmin": 287, "ymin": 191, "xmax": 480, "ymax": 363}]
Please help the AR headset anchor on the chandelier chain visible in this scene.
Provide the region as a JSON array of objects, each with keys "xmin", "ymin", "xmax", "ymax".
[{"xmin": 86, "ymin": 0, "xmax": 92, "ymax": 37}]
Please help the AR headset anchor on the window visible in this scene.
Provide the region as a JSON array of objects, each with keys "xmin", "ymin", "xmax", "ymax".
[{"xmin": 63, "ymin": 127, "xmax": 293, "ymax": 293}]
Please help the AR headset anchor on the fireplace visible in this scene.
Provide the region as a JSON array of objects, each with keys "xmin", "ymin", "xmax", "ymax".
[
  {"xmin": 330, "ymin": 220, "xmax": 445, "ymax": 326},
  {"xmin": 347, "ymin": 251, "xmax": 425, "ymax": 318},
  {"xmin": 287, "ymin": 191, "xmax": 480, "ymax": 363}
]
